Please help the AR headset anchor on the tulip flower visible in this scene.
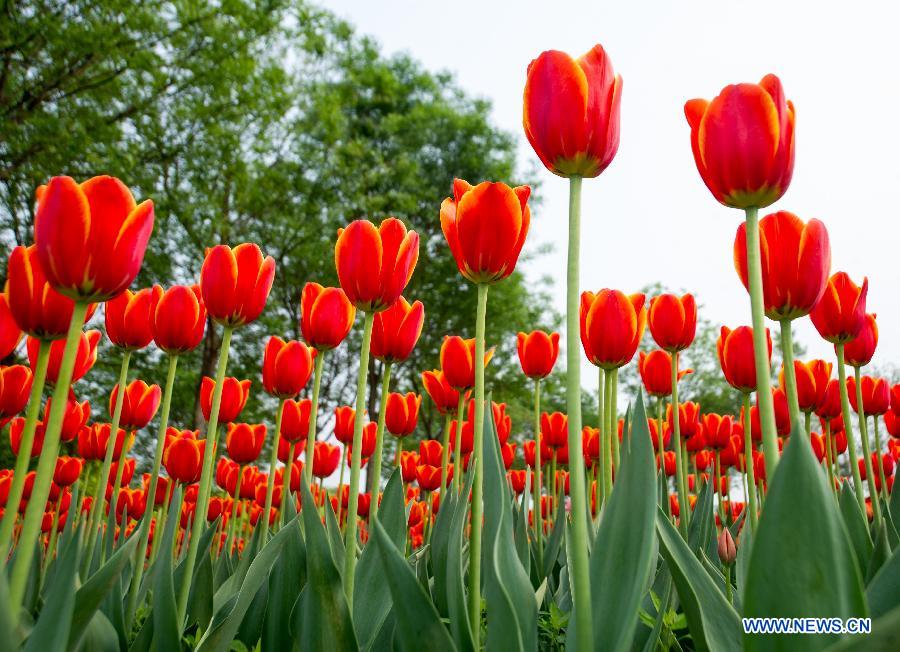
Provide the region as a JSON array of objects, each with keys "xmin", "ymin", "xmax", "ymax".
[
  {"xmin": 333, "ymin": 406, "xmax": 356, "ymax": 444},
  {"xmin": 648, "ymin": 294, "xmax": 696, "ymax": 353},
  {"xmin": 717, "ymin": 326, "xmax": 771, "ymax": 393},
  {"xmin": 110, "ymin": 380, "xmax": 162, "ymax": 430},
  {"xmin": 226, "ymin": 423, "xmax": 267, "ymax": 465},
  {"xmin": 638, "ymin": 350, "xmax": 691, "ymax": 399},
  {"xmin": 151, "ymin": 284, "xmax": 207, "ymax": 354},
  {"xmin": 105, "ymin": 286, "xmax": 162, "ymax": 350},
  {"xmin": 384, "ymin": 393, "xmax": 420, "ymax": 438},
  {"xmin": 843, "ymin": 313, "xmax": 878, "ymax": 368},
  {"xmin": 200, "ymin": 243, "xmax": 275, "ymax": 328},
  {"xmin": 278, "ymin": 398, "xmax": 311, "ymax": 444},
  {"xmin": 848, "ymin": 376, "xmax": 889, "ymax": 416},
  {"xmin": 421, "ymin": 370, "xmax": 461, "ymax": 415},
  {"xmin": 200, "ymin": 376, "xmax": 250, "ymax": 423},
  {"xmin": 541, "ymin": 412, "xmax": 569, "ymax": 449},
  {"xmin": 9, "ymin": 418, "xmax": 44, "ymax": 458},
  {"xmin": 516, "ymin": 330, "xmax": 560, "ymax": 380},
  {"xmin": 0, "ymin": 366, "xmax": 32, "ymax": 423},
  {"xmin": 440, "ymin": 336, "xmax": 493, "ymax": 391},
  {"xmin": 782, "ymin": 359, "xmax": 832, "ymax": 429},
  {"xmin": 523, "ymin": 45, "xmax": 621, "ymax": 179},
  {"xmin": 580, "ymin": 290, "xmax": 646, "ymax": 370},
  {"xmin": 370, "ymin": 297, "xmax": 424, "ymax": 363},
  {"xmin": 28, "ymin": 330, "xmax": 100, "ymax": 386},
  {"xmin": 0, "ymin": 295, "xmax": 22, "ymax": 359},
  {"xmin": 399, "ymin": 451, "xmax": 419, "ymax": 484},
  {"xmin": 262, "ymin": 336, "xmax": 315, "ymax": 399},
  {"xmin": 53, "ymin": 456, "xmax": 82, "ymax": 488}
]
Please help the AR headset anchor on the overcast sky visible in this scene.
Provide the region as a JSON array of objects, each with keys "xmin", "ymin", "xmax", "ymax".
[{"xmin": 324, "ymin": 0, "xmax": 900, "ymax": 390}]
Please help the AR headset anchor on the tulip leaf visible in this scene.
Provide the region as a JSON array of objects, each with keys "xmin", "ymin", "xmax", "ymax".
[
  {"xmin": 839, "ymin": 482, "xmax": 873, "ymax": 573},
  {"xmin": 483, "ymin": 393, "xmax": 538, "ymax": 651},
  {"xmin": 656, "ymin": 507, "xmax": 742, "ymax": 651},
  {"xmin": 865, "ymin": 523, "xmax": 891, "ymax": 585},
  {"xmin": 25, "ymin": 535, "xmax": 78, "ymax": 652},
  {"xmin": 149, "ymin": 486, "xmax": 182, "ymax": 649},
  {"xmin": 67, "ymin": 530, "xmax": 139, "ymax": 651},
  {"xmin": 890, "ymin": 483, "xmax": 900, "ymax": 534},
  {"xmin": 824, "ymin": 603, "xmax": 900, "ymax": 651},
  {"xmin": 447, "ymin": 464, "xmax": 476, "ymax": 652},
  {"xmin": 354, "ymin": 469, "xmax": 406, "ymax": 650},
  {"xmin": 430, "ymin": 481, "xmax": 457, "ymax": 617},
  {"xmin": 325, "ymin": 498, "xmax": 346, "ymax": 574},
  {"xmin": 513, "ymin": 498, "xmax": 531, "ymax": 576},
  {"xmin": 181, "ymin": 518, "xmax": 219, "ymax": 631},
  {"xmin": 589, "ymin": 391, "xmax": 657, "ymax": 652},
  {"xmin": 542, "ymin": 485, "xmax": 567, "ymax": 579},
  {"xmin": 293, "ymin": 481, "xmax": 358, "ymax": 651},
  {"xmin": 196, "ymin": 515, "xmax": 296, "ymax": 652},
  {"xmin": 736, "ymin": 524, "xmax": 752, "ymax": 602},
  {"xmin": 688, "ymin": 478, "xmax": 714, "ymax": 556},
  {"xmin": 867, "ymin": 545, "xmax": 900, "ymax": 618},
  {"xmin": 262, "ymin": 511, "xmax": 307, "ymax": 651},
  {"xmin": 743, "ymin": 425, "xmax": 868, "ymax": 651}
]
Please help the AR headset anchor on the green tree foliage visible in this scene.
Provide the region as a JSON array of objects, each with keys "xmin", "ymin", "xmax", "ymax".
[{"xmin": 0, "ymin": 1, "xmax": 561, "ymax": 473}]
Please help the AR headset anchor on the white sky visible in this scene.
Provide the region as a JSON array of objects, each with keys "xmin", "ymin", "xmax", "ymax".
[{"xmin": 324, "ymin": 0, "xmax": 900, "ymax": 391}]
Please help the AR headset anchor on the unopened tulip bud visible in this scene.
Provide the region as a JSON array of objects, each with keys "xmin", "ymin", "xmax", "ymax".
[{"xmin": 717, "ymin": 528, "xmax": 737, "ymax": 566}]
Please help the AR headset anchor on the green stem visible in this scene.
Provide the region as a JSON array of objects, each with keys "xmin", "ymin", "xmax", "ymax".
[
  {"xmin": 533, "ymin": 378, "xmax": 544, "ymax": 565},
  {"xmin": 853, "ymin": 365, "xmax": 882, "ymax": 527},
  {"xmin": 603, "ymin": 368, "xmax": 614, "ymax": 500},
  {"xmin": 744, "ymin": 207, "xmax": 779, "ymax": 473},
  {"xmin": 304, "ymin": 351, "xmax": 326, "ymax": 488},
  {"xmin": 226, "ymin": 465, "xmax": 244, "ymax": 555},
  {"xmin": 438, "ymin": 412, "xmax": 452, "ymax": 503},
  {"xmin": 262, "ymin": 398, "xmax": 285, "ymax": 540},
  {"xmin": 452, "ymin": 393, "xmax": 465, "ymax": 494},
  {"xmin": 805, "ymin": 411, "xmax": 812, "ymax": 437},
  {"xmin": 780, "ymin": 319, "xmax": 802, "ymax": 431},
  {"xmin": 872, "ymin": 416, "xmax": 889, "ymax": 503},
  {"xmin": 742, "ymin": 393, "xmax": 759, "ymax": 533},
  {"xmin": 611, "ymin": 369, "xmax": 620, "ymax": 470},
  {"xmin": 468, "ymin": 282, "xmax": 489, "ymax": 643},
  {"xmin": 281, "ymin": 442, "xmax": 297, "ymax": 527},
  {"xmin": 565, "ymin": 175, "xmax": 592, "ymax": 652},
  {"xmin": 8, "ymin": 301, "xmax": 89, "ymax": 615},
  {"xmin": 657, "ymin": 395, "xmax": 665, "ymax": 455},
  {"xmin": 835, "ymin": 344, "xmax": 866, "ymax": 513},
  {"xmin": 671, "ymin": 352, "xmax": 689, "ymax": 536},
  {"xmin": 598, "ymin": 366, "xmax": 607, "ymax": 508},
  {"xmin": 715, "ymin": 450, "xmax": 726, "ymax": 526},
  {"xmin": 725, "ymin": 565, "xmax": 733, "ymax": 605},
  {"xmin": 126, "ymin": 353, "xmax": 178, "ymax": 626},
  {"xmin": 0, "ymin": 340, "xmax": 50, "ymax": 554},
  {"xmin": 342, "ymin": 310, "xmax": 375, "ymax": 607},
  {"xmin": 176, "ymin": 325, "xmax": 233, "ymax": 628},
  {"xmin": 824, "ymin": 421, "xmax": 837, "ymax": 502},
  {"xmin": 368, "ymin": 362, "xmax": 392, "ymax": 524}
]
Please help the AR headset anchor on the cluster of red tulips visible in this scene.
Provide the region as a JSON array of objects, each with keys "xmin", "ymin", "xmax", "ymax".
[{"xmin": 0, "ymin": 37, "xmax": 894, "ymax": 652}]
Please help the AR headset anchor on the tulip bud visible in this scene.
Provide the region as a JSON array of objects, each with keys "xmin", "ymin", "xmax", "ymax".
[{"xmin": 717, "ymin": 528, "xmax": 737, "ymax": 566}]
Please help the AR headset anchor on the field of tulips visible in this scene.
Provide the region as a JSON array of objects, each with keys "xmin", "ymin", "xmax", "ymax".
[{"xmin": 1, "ymin": 37, "xmax": 899, "ymax": 652}]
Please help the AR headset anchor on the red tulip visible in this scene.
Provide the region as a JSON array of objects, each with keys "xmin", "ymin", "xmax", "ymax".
[
  {"xmin": 638, "ymin": 350, "xmax": 691, "ymax": 398},
  {"xmin": 199, "ymin": 376, "xmax": 250, "ymax": 423},
  {"xmin": 751, "ymin": 388, "xmax": 791, "ymax": 438},
  {"xmin": 501, "ymin": 442, "xmax": 517, "ymax": 470},
  {"xmin": 516, "ymin": 330, "xmax": 560, "ymax": 379},
  {"xmin": 299, "ymin": 282, "xmax": 356, "ymax": 350},
  {"xmin": 347, "ymin": 422, "xmax": 377, "ymax": 462},
  {"xmin": 34, "ymin": 175, "xmax": 154, "ymax": 301},
  {"xmin": 420, "ymin": 370, "xmax": 462, "ymax": 415},
  {"xmin": 277, "ymin": 436, "xmax": 302, "ymax": 464},
  {"xmin": 418, "ymin": 439, "xmax": 444, "ymax": 468},
  {"xmin": 843, "ymin": 313, "xmax": 878, "ymax": 368},
  {"xmin": 783, "ymin": 359, "xmax": 832, "ymax": 414},
  {"xmin": 42, "ymin": 391, "xmax": 90, "ymax": 442},
  {"xmin": 416, "ymin": 464, "xmax": 444, "ymax": 492},
  {"xmin": 810, "ymin": 272, "xmax": 868, "ymax": 344},
  {"xmin": 523, "ymin": 45, "xmax": 621, "ymax": 178},
  {"xmin": 0, "ymin": 294, "xmax": 22, "ymax": 358},
  {"xmin": 464, "ymin": 399, "xmax": 511, "ymax": 444},
  {"xmin": 684, "ymin": 75, "xmax": 794, "ymax": 209},
  {"xmin": 660, "ymin": 451, "xmax": 677, "ymax": 477},
  {"xmin": 541, "ymin": 412, "xmax": 568, "ymax": 449},
  {"xmin": 668, "ymin": 401, "xmax": 701, "ymax": 439},
  {"xmin": 703, "ymin": 413, "xmax": 734, "ymax": 450},
  {"xmin": 5, "ymin": 245, "xmax": 97, "ymax": 340},
  {"xmin": 105, "ymin": 286, "xmax": 162, "ymax": 350},
  {"xmin": 848, "ymin": 376, "xmax": 890, "ymax": 416},
  {"xmin": 262, "ymin": 336, "xmax": 315, "ymax": 398},
  {"xmin": 582, "ymin": 427, "xmax": 600, "ymax": 461},
  {"xmin": 734, "ymin": 211, "xmax": 831, "ymax": 320},
  {"xmin": 333, "ymin": 406, "xmax": 356, "ymax": 444},
  {"xmin": 110, "ymin": 380, "xmax": 161, "ymax": 429},
  {"xmin": 717, "ymin": 325, "xmax": 771, "ymax": 393},
  {"xmin": 400, "ymin": 451, "xmax": 419, "ymax": 483},
  {"xmin": 810, "ymin": 433, "xmax": 826, "ymax": 463},
  {"xmin": 508, "ymin": 470, "xmax": 527, "ymax": 495},
  {"xmin": 648, "ymin": 294, "xmax": 697, "ymax": 352},
  {"xmin": 439, "ymin": 336, "xmax": 493, "ymax": 390},
  {"xmin": 9, "ymin": 418, "xmax": 44, "ymax": 457},
  {"xmin": 152, "ymin": 285, "xmax": 206, "ymax": 354},
  {"xmin": 226, "ymin": 423, "xmax": 267, "ymax": 464},
  {"xmin": 108, "ymin": 458, "xmax": 135, "ymax": 488},
  {"xmin": 200, "ymin": 243, "xmax": 275, "ymax": 327},
  {"xmin": 648, "ymin": 419, "xmax": 672, "ymax": 452},
  {"xmin": 53, "ymin": 456, "xmax": 83, "ymax": 487},
  {"xmin": 384, "ymin": 392, "xmax": 420, "ymax": 438},
  {"xmin": 370, "ymin": 297, "xmax": 424, "ymax": 363},
  {"xmin": 142, "ymin": 473, "xmax": 169, "ymax": 507},
  {"xmin": 440, "ymin": 179, "xmax": 531, "ymax": 284},
  {"xmin": 29, "ymin": 330, "xmax": 100, "ymax": 384},
  {"xmin": 335, "ymin": 217, "xmax": 419, "ymax": 312},
  {"xmin": 815, "ymin": 379, "xmax": 843, "ymax": 419},
  {"xmin": 884, "ymin": 411, "xmax": 900, "ymax": 439},
  {"xmin": 115, "ymin": 487, "xmax": 145, "ymax": 522},
  {"xmin": 215, "ymin": 457, "xmax": 237, "ymax": 492},
  {"xmin": 78, "ymin": 423, "xmax": 128, "ymax": 461},
  {"xmin": 0, "ymin": 365, "xmax": 33, "ymax": 421},
  {"xmin": 523, "ymin": 439, "xmax": 550, "ymax": 469},
  {"xmin": 280, "ymin": 398, "xmax": 311, "ymax": 443},
  {"xmin": 580, "ymin": 290, "xmax": 646, "ymax": 369}
]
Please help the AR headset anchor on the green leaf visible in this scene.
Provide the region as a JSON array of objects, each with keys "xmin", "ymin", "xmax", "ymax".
[
  {"xmin": 446, "ymin": 466, "xmax": 475, "ymax": 652},
  {"xmin": 656, "ymin": 508, "xmax": 742, "ymax": 651},
  {"xmin": 590, "ymin": 391, "xmax": 657, "ymax": 652},
  {"xmin": 867, "ymin": 546, "xmax": 900, "ymax": 618},
  {"xmin": 262, "ymin": 509, "xmax": 307, "ymax": 651},
  {"xmin": 151, "ymin": 486, "xmax": 182, "ymax": 650},
  {"xmin": 0, "ymin": 571, "xmax": 20, "ymax": 649},
  {"xmin": 840, "ymin": 482, "xmax": 873, "ymax": 574},
  {"xmin": 292, "ymin": 481, "xmax": 358, "ymax": 651},
  {"xmin": 25, "ymin": 535, "xmax": 78, "ymax": 652},
  {"xmin": 824, "ymin": 603, "xmax": 900, "ymax": 651},
  {"xmin": 513, "ymin": 498, "xmax": 531, "ymax": 578},
  {"xmin": 325, "ymin": 497, "xmax": 346, "ymax": 575},
  {"xmin": 353, "ymin": 469, "xmax": 406, "ymax": 650},
  {"xmin": 196, "ymin": 516, "xmax": 297, "ymax": 652},
  {"xmin": 743, "ymin": 425, "xmax": 868, "ymax": 651},
  {"xmin": 688, "ymin": 478, "xmax": 714, "ymax": 556},
  {"xmin": 67, "ymin": 529, "xmax": 139, "ymax": 651},
  {"xmin": 865, "ymin": 523, "xmax": 891, "ymax": 585},
  {"xmin": 889, "ymin": 480, "xmax": 900, "ymax": 531},
  {"xmin": 482, "ymin": 393, "xmax": 538, "ymax": 651},
  {"xmin": 369, "ymin": 519, "xmax": 456, "ymax": 652},
  {"xmin": 542, "ymin": 485, "xmax": 567, "ymax": 580},
  {"xmin": 736, "ymin": 524, "xmax": 752, "ymax": 603},
  {"xmin": 429, "ymin": 481, "xmax": 457, "ymax": 617},
  {"xmin": 173, "ymin": 517, "xmax": 219, "ymax": 630}
]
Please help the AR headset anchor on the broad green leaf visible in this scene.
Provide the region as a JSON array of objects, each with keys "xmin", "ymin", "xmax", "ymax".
[
  {"xmin": 25, "ymin": 535, "xmax": 78, "ymax": 652},
  {"xmin": 369, "ymin": 520, "xmax": 456, "ymax": 652},
  {"xmin": 353, "ymin": 469, "xmax": 406, "ymax": 650},
  {"xmin": 688, "ymin": 478, "xmax": 714, "ymax": 556},
  {"xmin": 743, "ymin": 425, "xmax": 868, "ymax": 651},
  {"xmin": 736, "ymin": 524, "xmax": 752, "ymax": 601},
  {"xmin": 211, "ymin": 524, "xmax": 261, "ymax": 616},
  {"xmin": 656, "ymin": 508, "xmax": 742, "ymax": 651},
  {"xmin": 67, "ymin": 530, "xmax": 139, "ymax": 651},
  {"xmin": 513, "ymin": 499, "xmax": 531, "ymax": 578},
  {"xmin": 325, "ymin": 497, "xmax": 346, "ymax": 574},
  {"xmin": 151, "ymin": 486, "xmax": 182, "ymax": 650},
  {"xmin": 430, "ymin": 482, "xmax": 457, "ymax": 617},
  {"xmin": 867, "ymin": 546, "xmax": 900, "ymax": 618},
  {"xmin": 196, "ymin": 515, "xmax": 297, "ymax": 652},
  {"xmin": 542, "ymin": 485, "xmax": 567, "ymax": 580},
  {"xmin": 590, "ymin": 391, "xmax": 657, "ymax": 652},
  {"xmin": 483, "ymin": 393, "xmax": 538, "ymax": 651},
  {"xmin": 292, "ymin": 481, "xmax": 358, "ymax": 651},
  {"xmin": 236, "ymin": 574, "xmax": 269, "ymax": 647},
  {"xmin": 446, "ymin": 465, "xmax": 475, "ymax": 652},
  {"xmin": 173, "ymin": 517, "xmax": 219, "ymax": 630},
  {"xmin": 890, "ymin": 480, "xmax": 900, "ymax": 531},
  {"xmin": 78, "ymin": 611, "xmax": 119, "ymax": 652},
  {"xmin": 262, "ymin": 512, "xmax": 307, "ymax": 651},
  {"xmin": 839, "ymin": 482, "xmax": 873, "ymax": 573},
  {"xmin": 0, "ymin": 571, "xmax": 20, "ymax": 649},
  {"xmin": 824, "ymin": 603, "xmax": 900, "ymax": 651},
  {"xmin": 865, "ymin": 523, "xmax": 891, "ymax": 585}
]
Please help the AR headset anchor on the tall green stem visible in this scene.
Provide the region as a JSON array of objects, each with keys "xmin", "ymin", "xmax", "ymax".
[
  {"xmin": 611, "ymin": 369, "xmax": 620, "ymax": 470},
  {"xmin": 742, "ymin": 393, "xmax": 759, "ymax": 533},
  {"xmin": 671, "ymin": 352, "xmax": 689, "ymax": 536},
  {"xmin": 9, "ymin": 301, "xmax": 88, "ymax": 615},
  {"xmin": 596, "ymin": 367, "xmax": 606, "ymax": 510},
  {"xmin": 226, "ymin": 465, "xmax": 244, "ymax": 555},
  {"xmin": 126, "ymin": 353, "xmax": 178, "ymax": 626},
  {"xmin": 452, "ymin": 393, "xmax": 465, "ymax": 494},
  {"xmin": 260, "ymin": 398, "xmax": 285, "ymax": 542},
  {"xmin": 835, "ymin": 344, "xmax": 866, "ymax": 513},
  {"xmin": 872, "ymin": 416, "xmax": 889, "ymax": 502},
  {"xmin": 744, "ymin": 207, "xmax": 779, "ymax": 472},
  {"xmin": 342, "ymin": 310, "xmax": 375, "ymax": 606},
  {"xmin": 824, "ymin": 421, "xmax": 837, "ymax": 502},
  {"xmin": 602, "ymin": 368, "xmax": 614, "ymax": 500},
  {"xmin": 0, "ymin": 340, "xmax": 50, "ymax": 554},
  {"xmin": 438, "ymin": 412, "xmax": 452, "ymax": 502},
  {"xmin": 532, "ymin": 378, "xmax": 543, "ymax": 565},
  {"xmin": 852, "ymin": 365, "xmax": 882, "ymax": 526},
  {"xmin": 780, "ymin": 319, "xmax": 802, "ymax": 429},
  {"xmin": 368, "ymin": 362, "xmax": 392, "ymax": 524},
  {"xmin": 176, "ymin": 325, "xmax": 233, "ymax": 627},
  {"xmin": 281, "ymin": 442, "xmax": 297, "ymax": 527},
  {"xmin": 564, "ymin": 175, "xmax": 592, "ymax": 652},
  {"xmin": 468, "ymin": 282, "xmax": 489, "ymax": 643},
  {"xmin": 304, "ymin": 351, "xmax": 326, "ymax": 487}
]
